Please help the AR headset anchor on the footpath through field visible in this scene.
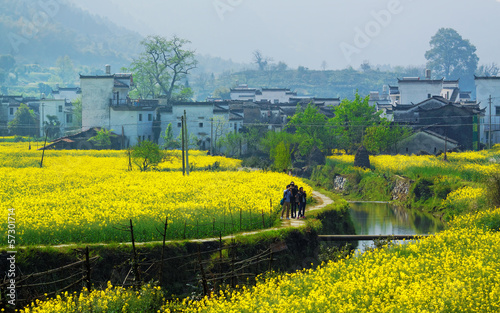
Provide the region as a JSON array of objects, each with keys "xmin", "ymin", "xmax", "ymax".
[
  {"xmin": 191, "ymin": 190, "xmax": 334, "ymax": 242},
  {"xmin": 43, "ymin": 190, "xmax": 333, "ymax": 249}
]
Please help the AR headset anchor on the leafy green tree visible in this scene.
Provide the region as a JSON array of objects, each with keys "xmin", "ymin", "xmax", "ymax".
[
  {"xmin": 220, "ymin": 131, "xmax": 244, "ymax": 157},
  {"xmin": 161, "ymin": 123, "xmax": 180, "ymax": 149},
  {"xmin": 213, "ymin": 87, "xmax": 231, "ymax": 99},
  {"xmin": 72, "ymin": 96, "xmax": 82, "ymax": 128},
  {"xmin": 272, "ymin": 141, "xmax": 291, "ymax": 171},
  {"xmin": 241, "ymin": 125, "xmax": 266, "ymax": 154},
  {"xmin": 131, "ymin": 141, "xmax": 164, "ymax": 171},
  {"xmin": 212, "ymin": 115, "xmax": 228, "ymax": 154},
  {"xmin": 287, "ymin": 103, "xmax": 329, "ymax": 157},
  {"xmin": 8, "ymin": 103, "xmax": 37, "ymax": 136},
  {"xmin": 363, "ymin": 121, "xmax": 412, "ymax": 154},
  {"xmin": 260, "ymin": 131, "xmax": 298, "ymax": 162},
  {"xmin": 170, "ymin": 85, "xmax": 194, "ymax": 102},
  {"xmin": 127, "ymin": 35, "xmax": 197, "ymax": 101},
  {"xmin": 88, "ymin": 128, "xmax": 113, "ymax": 149},
  {"xmin": 43, "ymin": 115, "xmax": 61, "ymax": 139},
  {"xmin": 425, "ymin": 28, "xmax": 478, "ymax": 81},
  {"xmin": 328, "ymin": 93, "xmax": 381, "ymax": 154}
]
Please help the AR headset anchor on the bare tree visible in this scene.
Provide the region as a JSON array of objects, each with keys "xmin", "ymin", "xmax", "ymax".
[
  {"xmin": 321, "ymin": 60, "xmax": 328, "ymax": 71},
  {"xmin": 253, "ymin": 50, "xmax": 273, "ymax": 71},
  {"xmin": 128, "ymin": 35, "xmax": 197, "ymax": 102}
]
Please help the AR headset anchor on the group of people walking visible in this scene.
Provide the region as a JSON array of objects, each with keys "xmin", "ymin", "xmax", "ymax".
[{"xmin": 281, "ymin": 181, "xmax": 307, "ymax": 220}]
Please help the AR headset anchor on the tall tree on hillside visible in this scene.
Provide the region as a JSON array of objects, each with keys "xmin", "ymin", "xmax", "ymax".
[
  {"xmin": 56, "ymin": 55, "xmax": 76, "ymax": 84},
  {"xmin": 328, "ymin": 93, "xmax": 381, "ymax": 153},
  {"xmin": 127, "ymin": 35, "xmax": 197, "ymax": 101},
  {"xmin": 253, "ymin": 50, "xmax": 272, "ymax": 71},
  {"xmin": 425, "ymin": 28, "xmax": 479, "ymax": 80}
]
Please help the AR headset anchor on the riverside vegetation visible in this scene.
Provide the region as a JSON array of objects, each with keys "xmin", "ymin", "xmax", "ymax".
[{"xmin": 8, "ymin": 143, "xmax": 500, "ymax": 312}]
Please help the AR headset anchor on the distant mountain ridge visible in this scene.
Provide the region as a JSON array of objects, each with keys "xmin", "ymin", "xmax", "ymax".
[{"xmin": 0, "ymin": 0, "xmax": 143, "ymax": 69}]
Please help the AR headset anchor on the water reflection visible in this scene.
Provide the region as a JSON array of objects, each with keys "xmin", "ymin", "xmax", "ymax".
[{"xmin": 348, "ymin": 202, "xmax": 445, "ymax": 252}]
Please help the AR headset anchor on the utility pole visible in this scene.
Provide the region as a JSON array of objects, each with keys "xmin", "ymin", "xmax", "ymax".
[
  {"xmin": 210, "ymin": 117, "xmax": 213, "ymax": 155},
  {"xmin": 489, "ymin": 95, "xmax": 492, "ymax": 149},
  {"xmin": 184, "ymin": 110, "xmax": 189, "ymax": 175},
  {"xmin": 444, "ymin": 127, "xmax": 448, "ymax": 161},
  {"xmin": 181, "ymin": 116, "xmax": 185, "ymax": 176}
]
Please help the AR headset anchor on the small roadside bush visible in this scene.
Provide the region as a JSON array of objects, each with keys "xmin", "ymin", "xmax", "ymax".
[{"xmin": 411, "ymin": 178, "xmax": 434, "ymax": 202}]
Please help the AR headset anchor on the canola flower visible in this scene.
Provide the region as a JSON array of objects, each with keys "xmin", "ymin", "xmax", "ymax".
[
  {"xmin": 443, "ymin": 186, "xmax": 486, "ymax": 208},
  {"xmin": 329, "ymin": 151, "xmax": 500, "ymax": 182},
  {"xmin": 173, "ymin": 211, "xmax": 500, "ymax": 312},
  {"xmin": 0, "ymin": 144, "xmax": 311, "ymax": 245},
  {"xmin": 20, "ymin": 282, "xmax": 164, "ymax": 313},
  {"xmin": 24, "ymin": 209, "xmax": 500, "ymax": 312}
]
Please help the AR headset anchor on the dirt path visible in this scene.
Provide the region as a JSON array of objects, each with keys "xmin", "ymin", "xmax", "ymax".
[
  {"xmin": 281, "ymin": 190, "xmax": 333, "ymax": 228},
  {"xmin": 34, "ymin": 190, "xmax": 334, "ymax": 248}
]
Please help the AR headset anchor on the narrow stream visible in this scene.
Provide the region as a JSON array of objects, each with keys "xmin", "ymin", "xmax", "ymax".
[{"xmin": 348, "ymin": 202, "xmax": 445, "ymax": 252}]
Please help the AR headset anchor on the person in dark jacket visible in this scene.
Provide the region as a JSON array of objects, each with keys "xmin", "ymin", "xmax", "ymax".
[
  {"xmin": 297, "ymin": 187, "xmax": 307, "ymax": 218},
  {"xmin": 281, "ymin": 185, "xmax": 293, "ymax": 220},
  {"xmin": 290, "ymin": 182, "xmax": 299, "ymax": 218}
]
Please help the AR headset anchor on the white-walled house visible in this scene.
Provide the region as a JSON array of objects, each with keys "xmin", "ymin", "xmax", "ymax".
[
  {"xmin": 80, "ymin": 68, "xmax": 158, "ymax": 147},
  {"xmin": 255, "ymin": 88, "xmax": 297, "ymax": 103},
  {"xmin": 158, "ymin": 102, "xmax": 242, "ymax": 151},
  {"xmin": 475, "ymin": 76, "xmax": 500, "ymax": 145},
  {"xmin": 230, "ymin": 85, "xmax": 297, "ymax": 103},
  {"xmin": 398, "ymin": 78, "xmax": 444, "ymax": 105}
]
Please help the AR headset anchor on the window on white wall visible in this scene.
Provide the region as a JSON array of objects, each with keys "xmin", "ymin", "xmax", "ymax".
[
  {"xmin": 58, "ymin": 105, "xmax": 63, "ymax": 112},
  {"xmin": 139, "ymin": 114, "xmax": 142, "ymax": 121},
  {"xmin": 148, "ymin": 114, "xmax": 152, "ymax": 121}
]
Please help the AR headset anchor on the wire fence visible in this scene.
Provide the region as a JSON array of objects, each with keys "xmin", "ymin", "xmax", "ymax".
[{"xmin": 0, "ymin": 217, "xmax": 293, "ymax": 311}]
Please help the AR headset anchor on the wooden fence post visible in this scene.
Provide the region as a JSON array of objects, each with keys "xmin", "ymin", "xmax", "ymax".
[
  {"xmin": 159, "ymin": 217, "xmax": 168, "ymax": 286},
  {"xmin": 85, "ymin": 246, "xmax": 91, "ymax": 291},
  {"xmin": 261, "ymin": 209, "xmax": 265, "ymax": 228},
  {"xmin": 231, "ymin": 239, "xmax": 237, "ymax": 289},
  {"xmin": 197, "ymin": 246, "xmax": 208, "ymax": 297},
  {"xmin": 129, "ymin": 219, "xmax": 141, "ymax": 288}
]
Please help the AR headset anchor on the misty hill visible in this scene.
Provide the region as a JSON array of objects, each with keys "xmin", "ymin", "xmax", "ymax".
[
  {"xmin": 191, "ymin": 66, "xmax": 430, "ymax": 101},
  {"xmin": 0, "ymin": 0, "xmax": 143, "ymax": 69}
]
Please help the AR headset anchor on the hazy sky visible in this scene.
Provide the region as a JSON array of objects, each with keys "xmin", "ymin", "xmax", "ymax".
[{"xmin": 70, "ymin": 0, "xmax": 500, "ymax": 70}]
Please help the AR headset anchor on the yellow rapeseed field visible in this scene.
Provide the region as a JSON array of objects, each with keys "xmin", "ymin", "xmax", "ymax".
[
  {"xmin": 21, "ymin": 208, "xmax": 500, "ymax": 312},
  {"xmin": 0, "ymin": 144, "xmax": 311, "ymax": 245}
]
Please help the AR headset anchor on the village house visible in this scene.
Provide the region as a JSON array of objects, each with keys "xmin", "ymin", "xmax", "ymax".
[
  {"xmin": 0, "ymin": 94, "xmax": 76, "ymax": 137},
  {"xmin": 80, "ymin": 66, "xmax": 240, "ymax": 149},
  {"xmin": 475, "ymin": 76, "xmax": 500, "ymax": 146}
]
